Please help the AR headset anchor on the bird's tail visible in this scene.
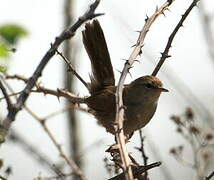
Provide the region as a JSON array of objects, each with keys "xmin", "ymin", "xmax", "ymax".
[{"xmin": 82, "ymin": 20, "xmax": 115, "ymax": 94}]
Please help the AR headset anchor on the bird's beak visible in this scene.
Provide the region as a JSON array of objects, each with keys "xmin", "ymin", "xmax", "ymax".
[{"xmin": 159, "ymin": 87, "xmax": 169, "ymax": 92}]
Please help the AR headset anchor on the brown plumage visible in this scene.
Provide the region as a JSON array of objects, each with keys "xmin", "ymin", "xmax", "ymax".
[{"xmin": 82, "ymin": 20, "xmax": 168, "ymax": 136}]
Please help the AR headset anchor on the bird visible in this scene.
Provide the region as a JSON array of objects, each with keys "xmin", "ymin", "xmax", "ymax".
[{"xmin": 82, "ymin": 19, "xmax": 168, "ymax": 137}]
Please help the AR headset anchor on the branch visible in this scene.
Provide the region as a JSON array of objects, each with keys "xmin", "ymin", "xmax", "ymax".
[
  {"xmin": 138, "ymin": 130, "xmax": 148, "ymax": 178},
  {"xmin": 108, "ymin": 162, "xmax": 161, "ymax": 180},
  {"xmin": 56, "ymin": 49, "xmax": 89, "ymax": 90},
  {"xmin": 152, "ymin": 0, "xmax": 200, "ymax": 76},
  {"xmin": 199, "ymin": 2, "xmax": 214, "ymax": 65},
  {"xmin": 0, "ymin": 0, "xmax": 103, "ymax": 143},
  {"xmin": 25, "ymin": 107, "xmax": 87, "ymax": 180},
  {"xmin": 6, "ymin": 74, "xmax": 85, "ymax": 104},
  {"xmin": 114, "ymin": 1, "xmax": 175, "ymax": 179},
  {"xmin": 205, "ymin": 171, "xmax": 214, "ymax": 180},
  {"xmin": 0, "ymin": 80, "xmax": 14, "ymax": 113},
  {"xmin": 8, "ymin": 129, "xmax": 65, "ymax": 178},
  {"xmin": 0, "ymin": 76, "xmax": 87, "ymax": 180}
]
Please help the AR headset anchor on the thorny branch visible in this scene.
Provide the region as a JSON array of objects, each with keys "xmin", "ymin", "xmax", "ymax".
[
  {"xmin": 0, "ymin": 76, "xmax": 86, "ymax": 180},
  {"xmin": 114, "ymin": 1, "xmax": 175, "ymax": 179},
  {"xmin": 138, "ymin": 130, "xmax": 149, "ymax": 178},
  {"xmin": 205, "ymin": 171, "xmax": 214, "ymax": 180},
  {"xmin": 25, "ymin": 107, "xmax": 87, "ymax": 180},
  {"xmin": 152, "ymin": 0, "xmax": 201, "ymax": 76},
  {"xmin": 56, "ymin": 49, "xmax": 89, "ymax": 90},
  {"xmin": 0, "ymin": 0, "xmax": 103, "ymax": 144},
  {"xmin": 0, "ymin": 80, "xmax": 14, "ymax": 112},
  {"xmin": 108, "ymin": 162, "xmax": 161, "ymax": 180},
  {"xmin": 5, "ymin": 74, "xmax": 85, "ymax": 104}
]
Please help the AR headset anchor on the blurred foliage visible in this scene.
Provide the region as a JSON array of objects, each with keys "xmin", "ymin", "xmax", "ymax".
[
  {"xmin": 0, "ymin": 44, "xmax": 9, "ymax": 58},
  {"xmin": 0, "ymin": 24, "xmax": 27, "ymax": 73},
  {"xmin": 0, "ymin": 24, "xmax": 27, "ymax": 45},
  {"xmin": 170, "ymin": 108, "xmax": 214, "ymax": 180}
]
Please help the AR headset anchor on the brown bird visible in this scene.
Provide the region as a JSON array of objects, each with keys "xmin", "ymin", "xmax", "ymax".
[{"xmin": 82, "ymin": 20, "xmax": 168, "ymax": 137}]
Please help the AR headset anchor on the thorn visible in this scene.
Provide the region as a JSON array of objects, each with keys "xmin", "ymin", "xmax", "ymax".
[
  {"xmin": 57, "ymin": 95, "xmax": 60, "ymax": 102},
  {"xmin": 134, "ymin": 59, "xmax": 140, "ymax": 63},
  {"xmin": 139, "ymin": 49, "xmax": 142, "ymax": 56},
  {"xmin": 128, "ymin": 66, "xmax": 134, "ymax": 70},
  {"xmin": 116, "ymin": 69, "xmax": 122, "ymax": 74},
  {"xmin": 119, "ymin": 105, "xmax": 127, "ymax": 111},
  {"xmin": 165, "ymin": 7, "xmax": 171, "ymax": 12},
  {"xmin": 127, "ymin": 66, "xmax": 133, "ymax": 78},
  {"xmin": 161, "ymin": 52, "xmax": 171, "ymax": 58},
  {"xmin": 156, "ymin": 5, "xmax": 158, "ymax": 12},
  {"xmin": 125, "ymin": 60, "xmax": 131, "ymax": 66},
  {"xmin": 135, "ymin": 30, "xmax": 141, "ymax": 33},
  {"xmin": 167, "ymin": 0, "xmax": 173, "ymax": 5},
  {"xmin": 131, "ymin": 44, "xmax": 136, "ymax": 48},
  {"xmin": 162, "ymin": 12, "xmax": 166, "ymax": 17},
  {"xmin": 128, "ymin": 71, "xmax": 132, "ymax": 78},
  {"xmin": 145, "ymin": 14, "xmax": 149, "ymax": 22}
]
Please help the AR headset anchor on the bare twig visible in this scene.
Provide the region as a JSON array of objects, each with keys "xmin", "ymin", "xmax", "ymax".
[
  {"xmin": 0, "ymin": 80, "xmax": 14, "ymax": 113},
  {"xmin": 114, "ymin": 1, "xmax": 175, "ymax": 179},
  {"xmin": 8, "ymin": 129, "xmax": 65, "ymax": 178},
  {"xmin": 0, "ymin": 0, "xmax": 103, "ymax": 143},
  {"xmin": 0, "ymin": 76, "xmax": 87, "ymax": 180},
  {"xmin": 108, "ymin": 162, "xmax": 161, "ymax": 180},
  {"xmin": 6, "ymin": 74, "xmax": 85, "ymax": 104},
  {"xmin": 0, "ymin": 91, "xmax": 22, "ymax": 101},
  {"xmin": 205, "ymin": 171, "xmax": 214, "ymax": 180},
  {"xmin": 26, "ymin": 108, "xmax": 87, "ymax": 180},
  {"xmin": 0, "ymin": 175, "xmax": 7, "ymax": 180},
  {"xmin": 199, "ymin": 2, "xmax": 214, "ymax": 65},
  {"xmin": 138, "ymin": 130, "xmax": 148, "ymax": 178},
  {"xmin": 56, "ymin": 49, "xmax": 89, "ymax": 90},
  {"xmin": 152, "ymin": 0, "xmax": 201, "ymax": 76},
  {"xmin": 36, "ymin": 172, "xmax": 73, "ymax": 180}
]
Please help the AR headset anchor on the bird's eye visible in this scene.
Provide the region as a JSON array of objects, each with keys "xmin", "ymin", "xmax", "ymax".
[{"xmin": 146, "ymin": 83, "xmax": 153, "ymax": 88}]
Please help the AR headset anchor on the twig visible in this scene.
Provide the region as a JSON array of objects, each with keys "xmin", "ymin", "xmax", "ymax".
[
  {"xmin": 152, "ymin": 0, "xmax": 201, "ymax": 76},
  {"xmin": 0, "ymin": 175, "xmax": 7, "ymax": 180},
  {"xmin": 0, "ymin": 76, "xmax": 87, "ymax": 180},
  {"xmin": 8, "ymin": 129, "xmax": 65, "ymax": 178},
  {"xmin": 0, "ymin": 91, "xmax": 22, "ymax": 101},
  {"xmin": 199, "ymin": 2, "xmax": 214, "ymax": 65},
  {"xmin": 56, "ymin": 49, "xmax": 89, "ymax": 90},
  {"xmin": 138, "ymin": 130, "xmax": 148, "ymax": 178},
  {"xmin": 36, "ymin": 172, "xmax": 73, "ymax": 180},
  {"xmin": 0, "ymin": 0, "xmax": 103, "ymax": 143},
  {"xmin": 26, "ymin": 108, "xmax": 87, "ymax": 180},
  {"xmin": 205, "ymin": 171, "xmax": 214, "ymax": 180},
  {"xmin": 33, "ymin": 88, "xmax": 85, "ymax": 104},
  {"xmin": 108, "ymin": 162, "xmax": 161, "ymax": 180},
  {"xmin": 0, "ymin": 80, "xmax": 14, "ymax": 113},
  {"xmin": 114, "ymin": 1, "xmax": 175, "ymax": 179},
  {"xmin": 6, "ymin": 74, "xmax": 85, "ymax": 104}
]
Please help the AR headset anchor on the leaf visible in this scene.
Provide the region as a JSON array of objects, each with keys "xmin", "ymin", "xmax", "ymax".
[
  {"xmin": 0, "ymin": 44, "xmax": 9, "ymax": 58},
  {"xmin": 0, "ymin": 24, "xmax": 28, "ymax": 45},
  {"xmin": 0, "ymin": 65, "xmax": 7, "ymax": 73}
]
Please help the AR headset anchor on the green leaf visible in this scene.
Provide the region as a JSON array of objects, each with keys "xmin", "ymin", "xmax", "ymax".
[
  {"xmin": 0, "ymin": 24, "xmax": 28, "ymax": 45},
  {"xmin": 0, "ymin": 65, "xmax": 7, "ymax": 73},
  {"xmin": 0, "ymin": 44, "xmax": 9, "ymax": 58}
]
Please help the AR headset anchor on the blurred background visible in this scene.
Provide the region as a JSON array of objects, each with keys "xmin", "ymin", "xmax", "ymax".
[{"xmin": 0, "ymin": 0, "xmax": 214, "ymax": 179}]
